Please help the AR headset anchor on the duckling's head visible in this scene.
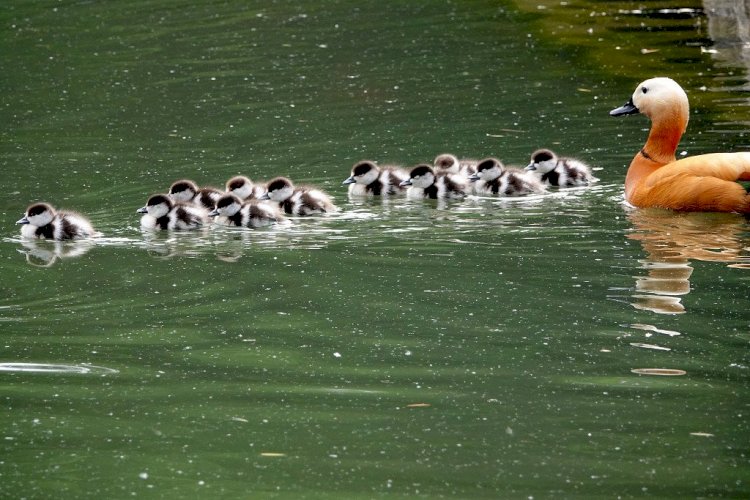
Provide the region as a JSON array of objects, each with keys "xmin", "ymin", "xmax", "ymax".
[
  {"xmin": 264, "ymin": 177, "xmax": 295, "ymax": 202},
  {"xmin": 226, "ymin": 176, "xmax": 254, "ymax": 199},
  {"xmin": 433, "ymin": 154, "xmax": 460, "ymax": 174},
  {"xmin": 344, "ymin": 161, "xmax": 379, "ymax": 185},
  {"xmin": 210, "ymin": 193, "xmax": 242, "ymax": 218},
  {"xmin": 525, "ymin": 149, "xmax": 558, "ymax": 174},
  {"xmin": 17, "ymin": 202, "xmax": 56, "ymax": 226},
  {"xmin": 473, "ymin": 158, "xmax": 505, "ymax": 181},
  {"xmin": 402, "ymin": 164, "xmax": 436, "ymax": 188},
  {"xmin": 610, "ymin": 77, "xmax": 689, "ymax": 133},
  {"xmin": 137, "ymin": 194, "xmax": 174, "ymax": 218},
  {"xmin": 169, "ymin": 179, "xmax": 199, "ymax": 202}
]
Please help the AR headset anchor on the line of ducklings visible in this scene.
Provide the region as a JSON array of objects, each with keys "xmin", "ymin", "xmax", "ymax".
[
  {"xmin": 344, "ymin": 149, "xmax": 597, "ymax": 198},
  {"xmin": 15, "ymin": 148, "xmax": 595, "ymax": 241}
]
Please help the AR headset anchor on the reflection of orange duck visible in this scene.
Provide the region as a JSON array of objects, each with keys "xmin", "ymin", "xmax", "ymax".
[
  {"xmin": 626, "ymin": 209, "xmax": 749, "ymax": 314},
  {"xmin": 611, "ymin": 77, "xmax": 750, "ymax": 213}
]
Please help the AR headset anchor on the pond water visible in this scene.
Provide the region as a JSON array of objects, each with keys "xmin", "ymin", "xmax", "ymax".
[{"xmin": 1, "ymin": 0, "xmax": 749, "ymax": 497}]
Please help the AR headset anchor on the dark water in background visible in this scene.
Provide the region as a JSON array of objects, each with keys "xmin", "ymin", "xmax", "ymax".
[{"xmin": 1, "ymin": 1, "xmax": 749, "ymax": 497}]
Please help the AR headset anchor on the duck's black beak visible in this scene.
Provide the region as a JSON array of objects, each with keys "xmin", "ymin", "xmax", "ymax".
[
  {"xmin": 468, "ymin": 173, "xmax": 480, "ymax": 182},
  {"xmin": 16, "ymin": 216, "xmax": 29, "ymax": 225},
  {"xmin": 610, "ymin": 98, "xmax": 639, "ymax": 117},
  {"xmin": 208, "ymin": 209, "xmax": 219, "ymax": 217},
  {"xmin": 136, "ymin": 207, "xmax": 148, "ymax": 214},
  {"xmin": 342, "ymin": 176, "xmax": 355, "ymax": 185},
  {"xmin": 399, "ymin": 179, "xmax": 412, "ymax": 187}
]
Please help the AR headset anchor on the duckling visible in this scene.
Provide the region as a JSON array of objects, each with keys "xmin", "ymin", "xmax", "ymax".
[
  {"xmin": 525, "ymin": 149, "xmax": 597, "ymax": 187},
  {"xmin": 342, "ymin": 160, "xmax": 409, "ymax": 196},
  {"xmin": 469, "ymin": 158, "xmax": 546, "ymax": 196},
  {"xmin": 137, "ymin": 194, "xmax": 208, "ymax": 230},
  {"xmin": 433, "ymin": 153, "xmax": 478, "ymax": 178},
  {"xmin": 261, "ymin": 177, "xmax": 338, "ymax": 215},
  {"xmin": 168, "ymin": 179, "xmax": 222, "ymax": 210},
  {"xmin": 225, "ymin": 175, "xmax": 267, "ymax": 201},
  {"xmin": 209, "ymin": 193, "xmax": 287, "ymax": 228},
  {"xmin": 399, "ymin": 164, "xmax": 469, "ymax": 199},
  {"xmin": 16, "ymin": 203, "xmax": 97, "ymax": 240}
]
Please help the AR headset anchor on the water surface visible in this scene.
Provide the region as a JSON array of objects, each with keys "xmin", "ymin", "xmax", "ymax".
[{"xmin": 1, "ymin": 1, "xmax": 749, "ymax": 498}]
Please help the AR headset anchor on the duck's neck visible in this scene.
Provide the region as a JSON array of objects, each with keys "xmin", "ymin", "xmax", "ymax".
[{"xmin": 625, "ymin": 109, "xmax": 686, "ymax": 199}]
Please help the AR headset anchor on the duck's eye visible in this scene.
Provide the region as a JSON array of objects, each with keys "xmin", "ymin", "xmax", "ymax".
[{"xmin": 641, "ymin": 86, "xmax": 648, "ymax": 94}]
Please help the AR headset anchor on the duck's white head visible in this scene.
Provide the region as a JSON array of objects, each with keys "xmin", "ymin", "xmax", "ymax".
[
  {"xmin": 471, "ymin": 158, "xmax": 505, "ymax": 181},
  {"xmin": 344, "ymin": 161, "xmax": 379, "ymax": 185},
  {"xmin": 169, "ymin": 179, "xmax": 199, "ymax": 203},
  {"xmin": 610, "ymin": 77, "xmax": 689, "ymax": 132},
  {"xmin": 525, "ymin": 149, "xmax": 558, "ymax": 174},
  {"xmin": 226, "ymin": 176, "xmax": 254, "ymax": 200},
  {"xmin": 433, "ymin": 154, "xmax": 460, "ymax": 174},
  {"xmin": 264, "ymin": 177, "xmax": 295, "ymax": 202},
  {"xmin": 210, "ymin": 193, "xmax": 242, "ymax": 218},
  {"xmin": 17, "ymin": 202, "xmax": 56, "ymax": 226},
  {"xmin": 401, "ymin": 164, "xmax": 436, "ymax": 188},
  {"xmin": 137, "ymin": 194, "xmax": 174, "ymax": 218}
]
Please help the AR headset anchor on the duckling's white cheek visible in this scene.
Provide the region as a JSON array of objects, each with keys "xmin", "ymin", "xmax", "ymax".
[{"xmin": 20, "ymin": 225, "xmax": 39, "ymax": 238}]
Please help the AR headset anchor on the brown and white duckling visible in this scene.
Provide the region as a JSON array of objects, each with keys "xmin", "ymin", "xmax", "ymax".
[
  {"xmin": 137, "ymin": 194, "xmax": 208, "ymax": 230},
  {"xmin": 209, "ymin": 193, "xmax": 287, "ymax": 228},
  {"xmin": 261, "ymin": 177, "xmax": 338, "ymax": 216},
  {"xmin": 469, "ymin": 158, "xmax": 546, "ymax": 196},
  {"xmin": 225, "ymin": 175, "xmax": 267, "ymax": 201},
  {"xmin": 342, "ymin": 160, "xmax": 409, "ymax": 196},
  {"xmin": 525, "ymin": 149, "xmax": 597, "ymax": 187},
  {"xmin": 399, "ymin": 164, "xmax": 469, "ymax": 199},
  {"xmin": 16, "ymin": 202, "xmax": 97, "ymax": 240},
  {"xmin": 168, "ymin": 179, "xmax": 222, "ymax": 210},
  {"xmin": 433, "ymin": 153, "xmax": 478, "ymax": 178}
]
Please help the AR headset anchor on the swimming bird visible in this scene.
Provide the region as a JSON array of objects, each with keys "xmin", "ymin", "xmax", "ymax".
[
  {"xmin": 209, "ymin": 193, "xmax": 286, "ymax": 228},
  {"xmin": 16, "ymin": 202, "xmax": 97, "ymax": 240},
  {"xmin": 433, "ymin": 153, "xmax": 478, "ymax": 178},
  {"xmin": 342, "ymin": 160, "xmax": 409, "ymax": 196},
  {"xmin": 469, "ymin": 158, "xmax": 546, "ymax": 196},
  {"xmin": 399, "ymin": 164, "xmax": 469, "ymax": 199},
  {"xmin": 137, "ymin": 194, "xmax": 208, "ymax": 230},
  {"xmin": 261, "ymin": 177, "xmax": 338, "ymax": 215},
  {"xmin": 169, "ymin": 179, "xmax": 222, "ymax": 210},
  {"xmin": 610, "ymin": 77, "xmax": 750, "ymax": 213},
  {"xmin": 525, "ymin": 149, "xmax": 597, "ymax": 187},
  {"xmin": 225, "ymin": 175, "xmax": 267, "ymax": 201}
]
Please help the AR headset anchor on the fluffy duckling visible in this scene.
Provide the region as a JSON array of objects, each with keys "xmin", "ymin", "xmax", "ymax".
[
  {"xmin": 16, "ymin": 202, "xmax": 97, "ymax": 240},
  {"xmin": 342, "ymin": 160, "xmax": 409, "ymax": 196},
  {"xmin": 469, "ymin": 158, "xmax": 546, "ymax": 196},
  {"xmin": 169, "ymin": 179, "xmax": 222, "ymax": 210},
  {"xmin": 209, "ymin": 193, "xmax": 287, "ymax": 228},
  {"xmin": 262, "ymin": 177, "xmax": 338, "ymax": 215},
  {"xmin": 525, "ymin": 149, "xmax": 596, "ymax": 187},
  {"xmin": 399, "ymin": 164, "xmax": 469, "ymax": 199},
  {"xmin": 137, "ymin": 194, "xmax": 208, "ymax": 230},
  {"xmin": 225, "ymin": 175, "xmax": 267, "ymax": 201},
  {"xmin": 433, "ymin": 153, "xmax": 478, "ymax": 178}
]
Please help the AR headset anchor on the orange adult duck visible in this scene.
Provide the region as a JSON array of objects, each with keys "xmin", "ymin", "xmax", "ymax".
[{"xmin": 610, "ymin": 77, "xmax": 750, "ymax": 213}]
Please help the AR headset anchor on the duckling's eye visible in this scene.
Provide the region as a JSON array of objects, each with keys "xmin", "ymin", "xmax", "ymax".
[{"xmin": 641, "ymin": 86, "xmax": 648, "ymax": 94}]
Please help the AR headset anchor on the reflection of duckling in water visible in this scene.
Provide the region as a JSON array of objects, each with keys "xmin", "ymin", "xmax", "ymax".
[
  {"xmin": 626, "ymin": 209, "xmax": 750, "ymax": 314},
  {"xmin": 17, "ymin": 239, "xmax": 96, "ymax": 267}
]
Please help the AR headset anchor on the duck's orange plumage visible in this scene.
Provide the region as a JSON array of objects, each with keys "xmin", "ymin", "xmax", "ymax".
[{"xmin": 611, "ymin": 77, "xmax": 750, "ymax": 213}]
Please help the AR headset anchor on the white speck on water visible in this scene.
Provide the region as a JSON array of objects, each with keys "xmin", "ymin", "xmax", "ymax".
[
  {"xmin": 139, "ymin": 472, "xmax": 148, "ymax": 480},
  {"xmin": 333, "ymin": 352, "xmax": 342, "ymax": 358}
]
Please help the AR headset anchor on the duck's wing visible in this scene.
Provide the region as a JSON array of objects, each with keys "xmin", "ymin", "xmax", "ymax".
[{"xmin": 638, "ymin": 153, "xmax": 750, "ymax": 212}]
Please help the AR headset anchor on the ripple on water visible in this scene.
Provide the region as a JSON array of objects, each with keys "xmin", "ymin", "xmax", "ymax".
[{"xmin": 0, "ymin": 362, "xmax": 118, "ymax": 375}]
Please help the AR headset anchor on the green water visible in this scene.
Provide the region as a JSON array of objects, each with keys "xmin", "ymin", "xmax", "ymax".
[{"xmin": 2, "ymin": 1, "xmax": 749, "ymax": 498}]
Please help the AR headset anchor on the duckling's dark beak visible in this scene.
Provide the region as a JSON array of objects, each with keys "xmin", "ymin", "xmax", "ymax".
[
  {"xmin": 610, "ymin": 98, "xmax": 639, "ymax": 117},
  {"xmin": 136, "ymin": 206, "xmax": 148, "ymax": 214},
  {"xmin": 468, "ymin": 173, "xmax": 480, "ymax": 182},
  {"xmin": 208, "ymin": 209, "xmax": 219, "ymax": 217},
  {"xmin": 399, "ymin": 179, "xmax": 412, "ymax": 187},
  {"xmin": 524, "ymin": 164, "xmax": 536, "ymax": 172},
  {"xmin": 259, "ymin": 193, "xmax": 271, "ymax": 200},
  {"xmin": 342, "ymin": 176, "xmax": 355, "ymax": 185},
  {"xmin": 16, "ymin": 216, "xmax": 29, "ymax": 225}
]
